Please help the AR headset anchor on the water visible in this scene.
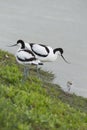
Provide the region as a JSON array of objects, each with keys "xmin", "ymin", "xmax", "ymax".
[{"xmin": 0, "ymin": 0, "xmax": 87, "ymax": 97}]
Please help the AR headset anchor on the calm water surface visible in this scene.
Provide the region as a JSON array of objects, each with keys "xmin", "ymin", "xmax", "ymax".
[{"xmin": 0, "ymin": 0, "xmax": 87, "ymax": 97}]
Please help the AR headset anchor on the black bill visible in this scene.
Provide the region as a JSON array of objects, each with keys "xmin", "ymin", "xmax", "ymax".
[
  {"xmin": 8, "ymin": 43, "xmax": 18, "ymax": 47},
  {"xmin": 61, "ymin": 54, "xmax": 70, "ymax": 64}
]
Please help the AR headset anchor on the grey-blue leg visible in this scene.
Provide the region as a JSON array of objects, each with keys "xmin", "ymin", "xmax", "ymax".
[
  {"xmin": 36, "ymin": 65, "xmax": 40, "ymax": 79},
  {"xmin": 23, "ymin": 66, "xmax": 29, "ymax": 80},
  {"xmin": 36, "ymin": 65, "xmax": 45, "ymax": 87}
]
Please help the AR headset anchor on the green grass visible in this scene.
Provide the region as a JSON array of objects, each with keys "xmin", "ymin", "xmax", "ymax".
[{"xmin": 0, "ymin": 49, "xmax": 87, "ymax": 130}]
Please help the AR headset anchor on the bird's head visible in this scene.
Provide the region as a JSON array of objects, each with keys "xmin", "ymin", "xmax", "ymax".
[
  {"xmin": 56, "ymin": 48, "xmax": 63, "ymax": 56},
  {"xmin": 8, "ymin": 39, "xmax": 25, "ymax": 49},
  {"xmin": 54, "ymin": 48, "xmax": 70, "ymax": 64}
]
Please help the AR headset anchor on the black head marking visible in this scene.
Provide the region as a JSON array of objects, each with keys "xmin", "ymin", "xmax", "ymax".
[
  {"xmin": 53, "ymin": 48, "xmax": 63, "ymax": 54},
  {"xmin": 54, "ymin": 48, "xmax": 70, "ymax": 64},
  {"xmin": 17, "ymin": 39, "xmax": 25, "ymax": 49},
  {"xmin": 8, "ymin": 39, "xmax": 25, "ymax": 48}
]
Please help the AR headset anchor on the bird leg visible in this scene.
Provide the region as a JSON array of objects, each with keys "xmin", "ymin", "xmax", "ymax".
[
  {"xmin": 23, "ymin": 66, "xmax": 29, "ymax": 81},
  {"xmin": 36, "ymin": 65, "xmax": 41, "ymax": 79},
  {"xmin": 36, "ymin": 65, "xmax": 45, "ymax": 87}
]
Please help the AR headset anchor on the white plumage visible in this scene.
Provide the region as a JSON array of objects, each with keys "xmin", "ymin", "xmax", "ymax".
[
  {"xmin": 25, "ymin": 41, "xmax": 69, "ymax": 63},
  {"xmin": 9, "ymin": 39, "xmax": 70, "ymax": 80},
  {"xmin": 31, "ymin": 44, "xmax": 49, "ymax": 56},
  {"xmin": 10, "ymin": 39, "xmax": 70, "ymax": 63},
  {"xmin": 16, "ymin": 49, "xmax": 43, "ymax": 65},
  {"xmin": 9, "ymin": 40, "xmax": 43, "ymax": 80}
]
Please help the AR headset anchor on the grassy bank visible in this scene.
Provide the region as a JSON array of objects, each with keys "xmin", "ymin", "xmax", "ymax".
[{"xmin": 0, "ymin": 49, "xmax": 87, "ymax": 130}]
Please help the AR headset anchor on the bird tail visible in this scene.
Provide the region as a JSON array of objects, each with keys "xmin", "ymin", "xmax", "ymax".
[
  {"xmin": 36, "ymin": 59, "xmax": 43, "ymax": 65},
  {"xmin": 32, "ymin": 59, "xmax": 43, "ymax": 65},
  {"xmin": 38, "ymin": 62, "xmax": 43, "ymax": 65}
]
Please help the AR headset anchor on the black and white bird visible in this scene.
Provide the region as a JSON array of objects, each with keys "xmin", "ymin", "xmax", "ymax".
[
  {"xmin": 12, "ymin": 39, "xmax": 70, "ymax": 63},
  {"xmin": 9, "ymin": 40, "xmax": 43, "ymax": 79}
]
